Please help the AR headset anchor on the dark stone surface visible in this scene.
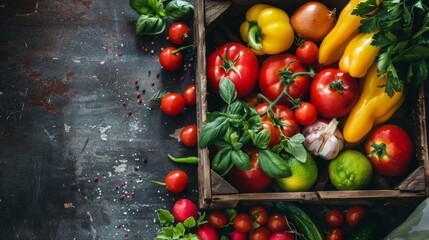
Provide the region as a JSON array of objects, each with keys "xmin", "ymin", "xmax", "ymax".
[{"xmin": 0, "ymin": 0, "xmax": 197, "ymax": 239}]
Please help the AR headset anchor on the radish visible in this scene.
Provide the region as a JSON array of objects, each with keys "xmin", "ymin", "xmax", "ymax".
[
  {"xmin": 172, "ymin": 198, "xmax": 198, "ymax": 222},
  {"xmin": 196, "ymin": 224, "xmax": 219, "ymax": 240},
  {"xmin": 230, "ymin": 229, "xmax": 247, "ymax": 240},
  {"xmin": 269, "ymin": 232, "xmax": 294, "ymax": 240}
]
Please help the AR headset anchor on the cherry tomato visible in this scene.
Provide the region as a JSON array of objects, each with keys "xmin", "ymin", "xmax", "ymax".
[
  {"xmin": 230, "ymin": 229, "xmax": 247, "ymax": 240},
  {"xmin": 226, "ymin": 148, "xmax": 272, "ymax": 193},
  {"xmin": 249, "ymin": 206, "xmax": 269, "ymax": 226},
  {"xmin": 294, "ymin": 101, "xmax": 317, "ymax": 126},
  {"xmin": 310, "ymin": 68, "xmax": 359, "ymax": 119},
  {"xmin": 365, "ymin": 124, "xmax": 414, "ymax": 176},
  {"xmin": 326, "ymin": 228, "xmax": 344, "ymax": 240},
  {"xmin": 346, "ymin": 206, "xmax": 366, "ymax": 227},
  {"xmin": 168, "ymin": 22, "xmax": 191, "ymax": 46},
  {"xmin": 180, "ymin": 124, "xmax": 198, "ymax": 147},
  {"xmin": 196, "ymin": 224, "xmax": 220, "ymax": 240},
  {"xmin": 259, "ymin": 54, "xmax": 311, "ymax": 105},
  {"xmin": 325, "ymin": 209, "xmax": 344, "ymax": 228},
  {"xmin": 267, "ymin": 213, "xmax": 287, "ymax": 233},
  {"xmin": 249, "ymin": 226, "xmax": 271, "ymax": 240},
  {"xmin": 160, "ymin": 93, "xmax": 185, "ymax": 116},
  {"xmin": 255, "ymin": 103, "xmax": 300, "ymax": 147},
  {"xmin": 296, "ymin": 41, "xmax": 319, "ymax": 65},
  {"xmin": 269, "ymin": 232, "xmax": 294, "ymax": 240},
  {"xmin": 207, "ymin": 42, "xmax": 259, "ymax": 98},
  {"xmin": 172, "ymin": 198, "xmax": 198, "ymax": 222},
  {"xmin": 159, "ymin": 47, "xmax": 183, "ymax": 71},
  {"xmin": 182, "ymin": 84, "xmax": 196, "ymax": 106},
  {"xmin": 208, "ymin": 210, "xmax": 228, "ymax": 229},
  {"xmin": 233, "ymin": 213, "xmax": 253, "ymax": 233},
  {"xmin": 165, "ymin": 170, "xmax": 188, "ymax": 193}
]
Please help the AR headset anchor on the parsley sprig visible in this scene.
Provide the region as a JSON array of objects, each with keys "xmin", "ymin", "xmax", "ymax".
[{"xmin": 352, "ymin": 0, "xmax": 429, "ymax": 97}]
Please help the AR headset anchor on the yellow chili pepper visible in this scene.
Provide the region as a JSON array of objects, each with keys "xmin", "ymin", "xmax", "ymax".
[
  {"xmin": 318, "ymin": 0, "xmax": 367, "ymax": 65},
  {"xmin": 339, "ymin": 31, "xmax": 380, "ymax": 78},
  {"xmin": 343, "ymin": 64, "xmax": 404, "ymax": 144},
  {"xmin": 239, "ymin": 4, "xmax": 294, "ymax": 55}
]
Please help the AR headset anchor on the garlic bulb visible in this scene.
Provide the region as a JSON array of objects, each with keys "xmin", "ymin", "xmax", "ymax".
[{"xmin": 302, "ymin": 118, "xmax": 344, "ymax": 160}]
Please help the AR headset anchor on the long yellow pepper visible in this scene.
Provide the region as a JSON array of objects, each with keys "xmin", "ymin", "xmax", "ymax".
[
  {"xmin": 240, "ymin": 4, "xmax": 294, "ymax": 55},
  {"xmin": 343, "ymin": 64, "xmax": 404, "ymax": 144},
  {"xmin": 318, "ymin": 0, "xmax": 367, "ymax": 65},
  {"xmin": 339, "ymin": 31, "xmax": 380, "ymax": 78}
]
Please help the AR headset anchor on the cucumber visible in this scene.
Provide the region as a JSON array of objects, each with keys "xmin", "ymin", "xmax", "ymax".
[
  {"xmin": 348, "ymin": 213, "xmax": 382, "ymax": 240},
  {"xmin": 274, "ymin": 201, "xmax": 325, "ymax": 240}
]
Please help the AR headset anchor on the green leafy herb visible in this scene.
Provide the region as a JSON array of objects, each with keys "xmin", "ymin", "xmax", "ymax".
[
  {"xmin": 199, "ymin": 77, "xmax": 299, "ymax": 178},
  {"xmin": 130, "ymin": 0, "xmax": 194, "ymax": 36},
  {"xmin": 352, "ymin": 0, "xmax": 429, "ymax": 97}
]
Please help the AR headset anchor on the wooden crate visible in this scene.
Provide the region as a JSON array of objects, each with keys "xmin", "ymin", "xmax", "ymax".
[{"xmin": 194, "ymin": 0, "xmax": 429, "ymax": 209}]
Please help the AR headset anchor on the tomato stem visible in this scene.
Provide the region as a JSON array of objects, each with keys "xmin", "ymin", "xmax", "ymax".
[
  {"xmin": 368, "ymin": 142, "xmax": 390, "ymax": 161},
  {"xmin": 171, "ymin": 43, "xmax": 196, "ymax": 54},
  {"xmin": 140, "ymin": 177, "xmax": 166, "ymax": 187}
]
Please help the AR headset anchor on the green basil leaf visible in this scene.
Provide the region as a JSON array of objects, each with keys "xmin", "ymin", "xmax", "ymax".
[
  {"xmin": 231, "ymin": 149, "xmax": 250, "ymax": 170},
  {"xmin": 229, "ymin": 101, "xmax": 244, "ymax": 115},
  {"xmin": 199, "ymin": 116, "xmax": 229, "ymax": 148},
  {"xmin": 247, "ymin": 115, "xmax": 262, "ymax": 132},
  {"xmin": 286, "ymin": 141, "xmax": 307, "ymax": 163},
  {"xmin": 213, "ymin": 149, "xmax": 234, "ymax": 176},
  {"xmin": 288, "ymin": 133, "xmax": 305, "ymax": 144},
  {"xmin": 219, "ymin": 77, "xmax": 237, "ymax": 105},
  {"xmin": 253, "ymin": 129, "xmax": 270, "ymax": 149},
  {"xmin": 212, "ymin": 148, "xmax": 229, "ymax": 172},
  {"xmin": 206, "ymin": 112, "xmax": 223, "ymax": 122},
  {"xmin": 157, "ymin": 209, "xmax": 175, "ymax": 227},
  {"xmin": 165, "ymin": 0, "xmax": 194, "ymax": 21},
  {"xmin": 130, "ymin": 0, "xmax": 163, "ymax": 15},
  {"xmin": 258, "ymin": 149, "xmax": 291, "ymax": 178},
  {"xmin": 136, "ymin": 14, "xmax": 166, "ymax": 35}
]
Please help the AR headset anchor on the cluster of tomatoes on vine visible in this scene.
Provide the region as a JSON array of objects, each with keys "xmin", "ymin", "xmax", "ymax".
[{"xmin": 324, "ymin": 206, "xmax": 366, "ymax": 240}]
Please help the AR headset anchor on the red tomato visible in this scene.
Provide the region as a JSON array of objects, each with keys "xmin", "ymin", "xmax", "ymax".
[
  {"xmin": 168, "ymin": 22, "xmax": 191, "ymax": 46},
  {"xmin": 172, "ymin": 198, "xmax": 198, "ymax": 222},
  {"xmin": 230, "ymin": 229, "xmax": 247, "ymax": 240},
  {"xmin": 310, "ymin": 68, "xmax": 359, "ymax": 119},
  {"xmin": 180, "ymin": 124, "xmax": 198, "ymax": 147},
  {"xmin": 269, "ymin": 232, "xmax": 294, "ymax": 240},
  {"xmin": 196, "ymin": 224, "xmax": 220, "ymax": 240},
  {"xmin": 165, "ymin": 170, "xmax": 188, "ymax": 193},
  {"xmin": 208, "ymin": 210, "xmax": 228, "ymax": 229},
  {"xmin": 249, "ymin": 226, "xmax": 271, "ymax": 240},
  {"xmin": 249, "ymin": 206, "xmax": 269, "ymax": 226},
  {"xmin": 294, "ymin": 102, "xmax": 317, "ymax": 126},
  {"xmin": 326, "ymin": 228, "xmax": 344, "ymax": 240},
  {"xmin": 233, "ymin": 213, "xmax": 253, "ymax": 233},
  {"xmin": 346, "ymin": 206, "xmax": 366, "ymax": 227},
  {"xmin": 259, "ymin": 54, "xmax": 311, "ymax": 105},
  {"xmin": 296, "ymin": 41, "xmax": 319, "ymax": 65},
  {"xmin": 160, "ymin": 93, "xmax": 185, "ymax": 116},
  {"xmin": 182, "ymin": 84, "xmax": 196, "ymax": 106},
  {"xmin": 325, "ymin": 209, "xmax": 344, "ymax": 228},
  {"xmin": 365, "ymin": 124, "xmax": 414, "ymax": 176},
  {"xmin": 267, "ymin": 213, "xmax": 287, "ymax": 233},
  {"xmin": 159, "ymin": 47, "xmax": 183, "ymax": 71},
  {"xmin": 226, "ymin": 148, "xmax": 272, "ymax": 192},
  {"xmin": 255, "ymin": 103, "xmax": 300, "ymax": 146},
  {"xmin": 207, "ymin": 42, "xmax": 259, "ymax": 98}
]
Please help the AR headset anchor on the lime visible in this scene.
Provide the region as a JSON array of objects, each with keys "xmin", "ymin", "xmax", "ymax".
[
  {"xmin": 276, "ymin": 153, "xmax": 318, "ymax": 192},
  {"xmin": 329, "ymin": 150, "xmax": 373, "ymax": 190}
]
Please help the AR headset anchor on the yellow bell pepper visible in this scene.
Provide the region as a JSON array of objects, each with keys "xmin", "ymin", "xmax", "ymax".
[
  {"xmin": 343, "ymin": 64, "xmax": 404, "ymax": 144},
  {"xmin": 339, "ymin": 31, "xmax": 380, "ymax": 78},
  {"xmin": 239, "ymin": 4, "xmax": 294, "ymax": 55},
  {"xmin": 318, "ymin": 0, "xmax": 367, "ymax": 65}
]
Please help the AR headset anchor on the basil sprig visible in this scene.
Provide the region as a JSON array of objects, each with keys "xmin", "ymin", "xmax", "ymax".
[
  {"xmin": 130, "ymin": 0, "xmax": 194, "ymax": 35},
  {"xmin": 199, "ymin": 78, "xmax": 307, "ymax": 179}
]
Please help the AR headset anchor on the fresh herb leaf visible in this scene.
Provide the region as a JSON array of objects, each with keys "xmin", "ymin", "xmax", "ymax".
[
  {"xmin": 136, "ymin": 14, "xmax": 166, "ymax": 35},
  {"xmin": 165, "ymin": 0, "xmax": 195, "ymax": 21},
  {"xmin": 231, "ymin": 149, "xmax": 251, "ymax": 170},
  {"xmin": 258, "ymin": 149, "xmax": 291, "ymax": 178},
  {"xmin": 130, "ymin": 0, "xmax": 163, "ymax": 15},
  {"xmin": 252, "ymin": 129, "xmax": 271, "ymax": 149},
  {"xmin": 199, "ymin": 116, "xmax": 229, "ymax": 148},
  {"xmin": 183, "ymin": 217, "xmax": 196, "ymax": 228},
  {"xmin": 219, "ymin": 77, "xmax": 237, "ymax": 105}
]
